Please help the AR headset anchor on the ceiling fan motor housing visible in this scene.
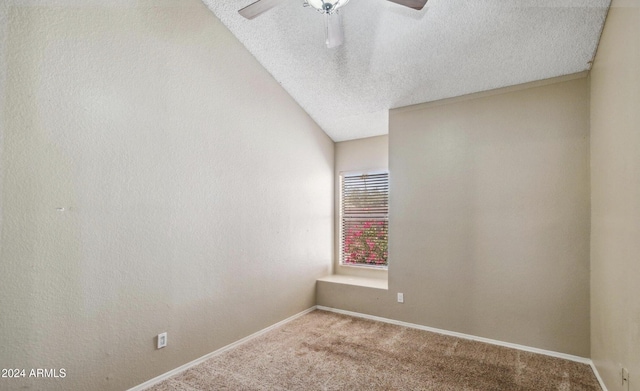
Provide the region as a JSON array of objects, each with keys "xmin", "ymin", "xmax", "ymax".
[{"xmin": 306, "ymin": 0, "xmax": 350, "ymax": 14}]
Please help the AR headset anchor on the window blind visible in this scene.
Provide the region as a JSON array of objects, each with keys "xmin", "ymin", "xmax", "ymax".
[{"xmin": 341, "ymin": 172, "xmax": 389, "ymax": 266}]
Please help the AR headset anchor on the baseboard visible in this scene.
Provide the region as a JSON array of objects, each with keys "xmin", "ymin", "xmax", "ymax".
[
  {"xmin": 317, "ymin": 306, "xmax": 591, "ymax": 364},
  {"xmin": 127, "ymin": 306, "xmax": 317, "ymax": 391},
  {"xmin": 129, "ymin": 305, "xmax": 610, "ymax": 391},
  {"xmin": 589, "ymin": 361, "xmax": 609, "ymax": 391}
]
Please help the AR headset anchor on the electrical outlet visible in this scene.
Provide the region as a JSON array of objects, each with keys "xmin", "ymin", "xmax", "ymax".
[
  {"xmin": 157, "ymin": 332, "xmax": 167, "ymax": 349},
  {"xmin": 622, "ymin": 367, "xmax": 629, "ymax": 390},
  {"xmin": 397, "ymin": 292, "xmax": 404, "ymax": 303}
]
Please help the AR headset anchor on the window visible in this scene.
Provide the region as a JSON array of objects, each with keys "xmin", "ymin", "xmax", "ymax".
[{"xmin": 340, "ymin": 171, "xmax": 389, "ymax": 267}]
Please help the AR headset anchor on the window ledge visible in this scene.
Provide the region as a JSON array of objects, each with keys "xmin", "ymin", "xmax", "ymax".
[
  {"xmin": 340, "ymin": 263, "xmax": 388, "ymax": 271},
  {"xmin": 317, "ymin": 275, "xmax": 388, "ymax": 290}
]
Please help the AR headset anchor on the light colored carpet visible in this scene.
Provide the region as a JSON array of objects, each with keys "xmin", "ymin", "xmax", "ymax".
[{"xmin": 146, "ymin": 310, "xmax": 602, "ymax": 390}]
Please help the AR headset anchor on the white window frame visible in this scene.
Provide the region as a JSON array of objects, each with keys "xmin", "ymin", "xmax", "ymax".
[{"xmin": 339, "ymin": 169, "xmax": 389, "ymax": 270}]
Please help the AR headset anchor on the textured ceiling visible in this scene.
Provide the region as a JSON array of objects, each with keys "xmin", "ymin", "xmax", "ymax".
[{"xmin": 204, "ymin": 0, "xmax": 610, "ymax": 142}]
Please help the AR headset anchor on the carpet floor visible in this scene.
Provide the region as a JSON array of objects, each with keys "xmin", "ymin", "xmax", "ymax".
[{"xmin": 146, "ymin": 310, "xmax": 602, "ymax": 390}]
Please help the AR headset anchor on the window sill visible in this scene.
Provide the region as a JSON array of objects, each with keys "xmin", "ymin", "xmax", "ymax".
[
  {"xmin": 339, "ymin": 263, "xmax": 388, "ymax": 271},
  {"xmin": 335, "ymin": 262, "xmax": 388, "ymax": 281},
  {"xmin": 317, "ymin": 275, "xmax": 388, "ymax": 290}
]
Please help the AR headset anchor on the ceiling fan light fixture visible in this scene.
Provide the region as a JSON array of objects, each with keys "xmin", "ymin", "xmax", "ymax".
[
  {"xmin": 238, "ymin": 0, "xmax": 427, "ymax": 49},
  {"xmin": 305, "ymin": 0, "xmax": 350, "ymax": 14}
]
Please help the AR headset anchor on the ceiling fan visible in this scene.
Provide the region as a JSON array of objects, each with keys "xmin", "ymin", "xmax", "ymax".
[{"xmin": 238, "ymin": 0, "xmax": 428, "ymax": 49}]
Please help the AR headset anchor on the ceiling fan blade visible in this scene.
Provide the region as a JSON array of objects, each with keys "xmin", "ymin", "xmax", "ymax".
[
  {"xmin": 238, "ymin": 0, "xmax": 287, "ymax": 19},
  {"xmin": 325, "ymin": 11, "xmax": 344, "ymax": 49},
  {"xmin": 386, "ymin": 0, "xmax": 428, "ymax": 11}
]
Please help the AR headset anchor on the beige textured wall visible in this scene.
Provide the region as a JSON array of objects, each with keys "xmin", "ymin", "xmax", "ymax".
[
  {"xmin": 590, "ymin": 1, "xmax": 640, "ymax": 390},
  {"xmin": 0, "ymin": 2, "xmax": 333, "ymax": 390},
  {"xmin": 334, "ymin": 135, "xmax": 388, "ymax": 280},
  {"xmin": 319, "ymin": 77, "xmax": 591, "ymax": 357}
]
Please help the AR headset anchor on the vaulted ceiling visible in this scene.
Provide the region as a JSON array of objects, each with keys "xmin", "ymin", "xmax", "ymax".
[{"xmin": 203, "ymin": 0, "xmax": 610, "ymax": 141}]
